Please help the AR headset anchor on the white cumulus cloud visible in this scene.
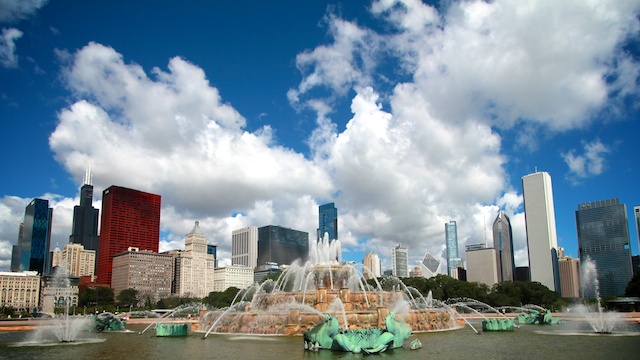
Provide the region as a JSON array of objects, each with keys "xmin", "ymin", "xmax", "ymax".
[
  {"xmin": 561, "ymin": 139, "xmax": 612, "ymax": 184},
  {"xmin": 0, "ymin": 0, "xmax": 48, "ymax": 23},
  {"xmin": 49, "ymin": 42, "xmax": 333, "ymax": 263},
  {"xmin": 0, "ymin": 27, "xmax": 22, "ymax": 67}
]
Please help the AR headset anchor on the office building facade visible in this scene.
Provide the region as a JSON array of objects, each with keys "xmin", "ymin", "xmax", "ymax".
[
  {"xmin": 16, "ymin": 198, "xmax": 53, "ymax": 274},
  {"xmin": 363, "ymin": 251, "xmax": 381, "ymax": 280},
  {"xmin": 318, "ymin": 203, "xmax": 338, "ymax": 241},
  {"xmin": 97, "ymin": 186, "xmax": 161, "ymax": 286},
  {"xmin": 257, "ymin": 225, "xmax": 309, "ymax": 266},
  {"xmin": 465, "ymin": 244, "xmax": 498, "ymax": 287},
  {"xmin": 493, "ymin": 211, "xmax": 515, "ymax": 282},
  {"xmin": 62, "ymin": 243, "xmax": 96, "ymax": 279},
  {"xmin": 213, "ymin": 265, "xmax": 254, "ymax": 292},
  {"xmin": 445, "ymin": 220, "xmax": 463, "ymax": 277},
  {"xmin": 0, "ymin": 271, "xmax": 41, "ymax": 313},
  {"xmin": 111, "ymin": 248, "xmax": 172, "ymax": 304},
  {"xmin": 232, "ymin": 226, "xmax": 259, "ymax": 268},
  {"xmin": 558, "ymin": 256, "xmax": 580, "ymax": 298},
  {"xmin": 576, "ymin": 198, "xmax": 633, "ymax": 297},
  {"xmin": 392, "ymin": 244, "xmax": 408, "ymax": 278},
  {"xmin": 172, "ymin": 221, "xmax": 215, "ymax": 298},
  {"xmin": 522, "ymin": 172, "xmax": 560, "ymax": 292}
]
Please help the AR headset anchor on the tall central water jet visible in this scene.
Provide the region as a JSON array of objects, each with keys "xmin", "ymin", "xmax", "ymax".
[{"xmin": 575, "ymin": 257, "xmax": 623, "ymax": 334}]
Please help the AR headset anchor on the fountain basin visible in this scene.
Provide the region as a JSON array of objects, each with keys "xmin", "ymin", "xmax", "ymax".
[
  {"xmin": 199, "ymin": 287, "xmax": 457, "ymax": 335},
  {"xmin": 156, "ymin": 323, "xmax": 189, "ymax": 337}
]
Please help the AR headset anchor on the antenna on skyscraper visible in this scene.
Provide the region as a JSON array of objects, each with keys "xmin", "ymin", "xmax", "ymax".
[
  {"xmin": 483, "ymin": 212, "xmax": 487, "ymax": 247},
  {"xmin": 83, "ymin": 167, "xmax": 93, "ymax": 185}
]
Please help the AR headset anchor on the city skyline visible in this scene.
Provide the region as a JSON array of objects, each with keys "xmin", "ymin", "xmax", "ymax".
[{"xmin": 1, "ymin": 1, "xmax": 640, "ymax": 273}]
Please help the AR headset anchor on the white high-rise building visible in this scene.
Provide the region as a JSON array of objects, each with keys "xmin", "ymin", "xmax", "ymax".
[
  {"xmin": 522, "ymin": 171, "xmax": 560, "ymax": 292},
  {"xmin": 213, "ymin": 265, "xmax": 254, "ymax": 292},
  {"xmin": 392, "ymin": 244, "xmax": 408, "ymax": 278},
  {"xmin": 232, "ymin": 226, "xmax": 258, "ymax": 268},
  {"xmin": 363, "ymin": 251, "xmax": 381, "ymax": 279},
  {"xmin": 173, "ymin": 221, "xmax": 216, "ymax": 298}
]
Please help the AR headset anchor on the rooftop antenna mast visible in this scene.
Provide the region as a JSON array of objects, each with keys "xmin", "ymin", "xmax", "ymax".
[
  {"xmin": 484, "ymin": 212, "xmax": 487, "ymax": 247},
  {"xmin": 83, "ymin": 167, "xmax": 93, "ymax": 185}
]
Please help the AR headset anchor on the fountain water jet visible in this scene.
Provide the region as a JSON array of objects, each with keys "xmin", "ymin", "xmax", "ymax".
[
  {"xmin": 199, "ymin": 234, "xmax": 462, "ymax": 336},
  {"xmin": 16, "ymin": 264, "xmax": 102, "ymax": 346},
  {"xmin": 572, "ymin": 257, "xmax": 626, "ymax": 334}
]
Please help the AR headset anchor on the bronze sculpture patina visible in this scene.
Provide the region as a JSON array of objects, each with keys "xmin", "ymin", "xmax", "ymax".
[
  {"xmin": 517, "ymin": 309, "xmax": 563, "ymax": 325},
  {"xmin": 303, "ymin": 312, "xmax": 413, "ymax": 354},
  {"xmin": 481, "ymin": 318, "xmax": 515, "ymax": 331},
  {"xmin": 92, "ymin": 312, "xmax": 126, "ymax": 332}
]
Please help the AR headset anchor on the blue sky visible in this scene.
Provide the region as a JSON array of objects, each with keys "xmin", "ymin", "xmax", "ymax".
[{"xmin": 1, "ymin": 0, "xmax": 639, "ymax": 274}]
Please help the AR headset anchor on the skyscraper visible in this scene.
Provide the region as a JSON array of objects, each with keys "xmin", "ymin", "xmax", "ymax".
[
  {"xmin": 445, "ymin": 220, "xmax": 462, "ymax": 277},
  {"xmin": 318, "ymin": 203, "xmax": 338, "ymax": 241},
  {"xmin": 172, "ymin": 221, "xmax": 215, "ymax": 298},
  {"xmin": 97, "ymin": 186, "xmax": 161, "ymax": 286},
  {"xmin": 257, "ymin": 225, "xmax": 309, "ymax": 266},
  {"xmin": 420, "ymin": 251, "xmax": 441, "ymax": 278},
  {"xmin": 492, "ymin": 211, "xmax": 515, "ymax": 282},
  {"xmin": 522, "ymin": 171, "xmax": 560, "ymax": 292},
  {"xmin": 232, "ymin": 226, "xmax": 259, "ymax": 268},
  {"xmin": 69, "ymin": 170, "xmax": 99, "ymax": 254},
  {"xmin": 576, "ymin": 198, "xmax": 633, "ymax": 297},
  {"xmin": 392, "ymin": 244, "xmax": 408, "ymax": 278},
  {"xmin": 634, "ymin": 206, "xmax": 640, "ymax": 250},
  {"xmin": 111, "ymin": 247, "xmax": 172, "ymax": 303},
  {"xmin": 62, "ymin": 243, "xmax": 96, "ymax": 279},
  {"xmin": 363, "ymin": 251, "xmax": 381, "ymax": 279},
  {"xmin": 465, "ymin": 243, "xmax": 498, "ymax": 287},
  {"xmin": 16, "ymin": 198, "xmax": 53, "ymax": 274},
  {"xmin": 558, "ymin": 255, "xmax": 580, "ymax": 298}
]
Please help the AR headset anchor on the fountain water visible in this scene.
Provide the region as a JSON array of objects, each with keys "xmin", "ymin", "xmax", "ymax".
[
  {"xmin": 199, "ymin": 234, "xmax": 461, "ymax": 336},
  {"xmin": 139, "ymin": 303, "xmax": 201, "ymax": 336},
  {"xmin": 572, "ymin": 257, "xmax": 626, "ymax": 334},
  {"xmin": 16, "ymin": 265, "xmax": 102, "ymax": 346}
]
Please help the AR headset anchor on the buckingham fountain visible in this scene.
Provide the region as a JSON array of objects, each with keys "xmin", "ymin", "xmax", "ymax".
[{"xmin": 199, "ymin": 234, "xmax": 461, "ymax": 337}]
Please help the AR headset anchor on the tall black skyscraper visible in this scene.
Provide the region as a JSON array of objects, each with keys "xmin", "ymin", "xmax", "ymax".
[
  {"xmin": 257, "ymin": 225, "xmax": 309, "ymax": 266},
  {"xmin": 69, "ymin": 170, "xmax": 99, "ymax": 252}
]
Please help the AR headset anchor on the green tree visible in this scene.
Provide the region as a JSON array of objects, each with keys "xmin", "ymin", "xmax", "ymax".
[
  {"xmin": 203, "ymin": 287, "xmax": 241, "ymax": 309},
  {"xmin": 259, "ymin": 272, "xmax": 282, "ymax": 284},
  {"xmin": 157, "ymin": 298, "xmax": 167, "ymax": 309},
  {"xmin": 79, "ymin": 287, "xmax": 115, "ymax": 309},
  {"xmin": 117, "ymin": 288, "xmax": 139, "ymax": 308},
  {"xmin": 625, "ymin": 272, "xmax": 640, "ymax": 297}
]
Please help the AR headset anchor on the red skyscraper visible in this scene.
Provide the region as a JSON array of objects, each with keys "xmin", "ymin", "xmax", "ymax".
[{"xmin": 97, "ymin": 186, "xmax": 161, "ymax": 286}]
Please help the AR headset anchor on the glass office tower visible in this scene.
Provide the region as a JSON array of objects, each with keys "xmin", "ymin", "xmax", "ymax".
[
  {"xmin": 576, "ymin": 198, "xmax": 633, "ymax": 297},
  {"xmin": 257, "ymin": 225, "xmax": 309, "ymax": 266},
  {"xmin": 17, "ymin": 198, "xmax": 53, "ymax": 274},
  {"xmin": 318, "ymin": 203, "xmax": 338, "ymax": 241}
]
